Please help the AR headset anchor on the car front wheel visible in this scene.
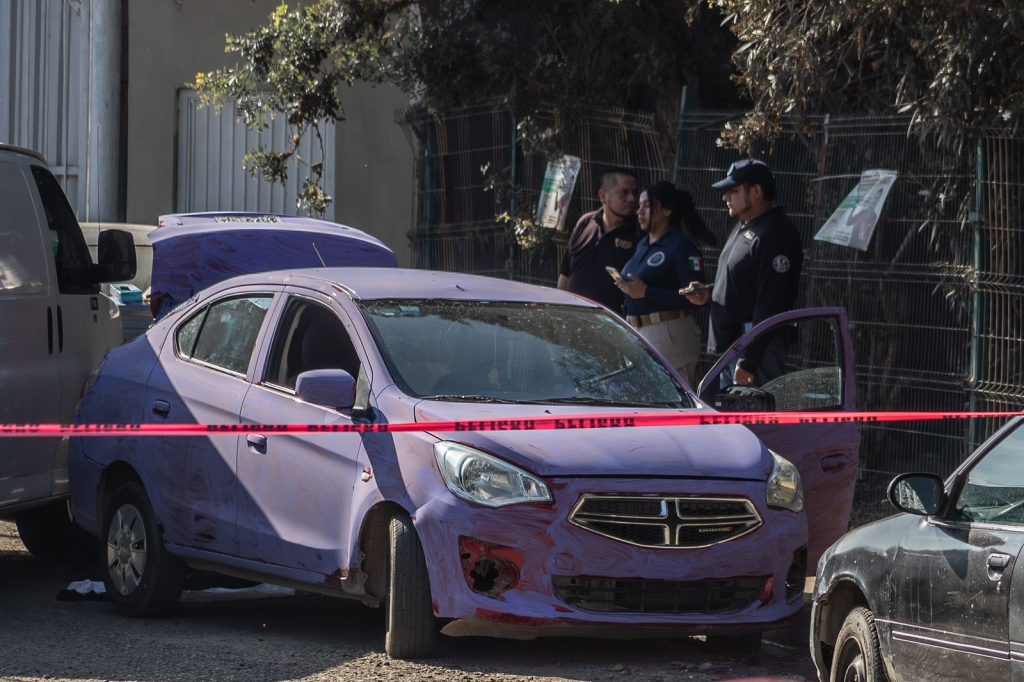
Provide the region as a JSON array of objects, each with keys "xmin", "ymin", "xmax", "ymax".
[
  {"xmin": 385, "ymin": 511, "xmax": 438, "ymax": 659},
  {"xmin": 15, "ymin": 499, "xmax": 97, "ymax": 566},
  {"xmin": 102, "ymin": 481, "xmax": 184, "ymax": 616},
  {"xmin": 831, "ymin": 606, "xmax": 886, "ymax": 682}
]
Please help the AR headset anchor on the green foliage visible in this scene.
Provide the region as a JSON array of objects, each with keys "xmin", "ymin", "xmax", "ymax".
[
  {"xmin": 712, "ymin": 0, "xmax": 1024, "ymax": 155},
  {"xmin": 194, "ymin": 0, "xmax": 735, "ymax": 219}
]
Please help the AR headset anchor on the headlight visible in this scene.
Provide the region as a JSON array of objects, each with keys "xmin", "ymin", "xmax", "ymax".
[
  {"xmin": 434, "ymin": 442, "xmax": 552, "ymax": 508},
  {"xmin": 766, "ymin": 450, "xmax": 803, "ymax": 512}
]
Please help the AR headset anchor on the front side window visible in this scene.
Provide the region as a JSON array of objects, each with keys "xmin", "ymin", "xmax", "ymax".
[
  {"xmin": 360, "ymin": 300, "xmax": 693, "ymax": 408},
  {"xmin": 30, "ymin": 166, "xmax": 94, "ymax": 295},
  {"xmin": 181, "ymin": 295, "xmax": 273, "ymax": 375},
  {"xmin": 954, "ymin": 423, "xmax": 1024, "ymax": 526},
  {"xmin": 0, "ymin": 163, "xmax": 47, "ymax": 295},
  {"xmin": 264, "ymin": 298, "xmax": 360, "ymax": 390}
]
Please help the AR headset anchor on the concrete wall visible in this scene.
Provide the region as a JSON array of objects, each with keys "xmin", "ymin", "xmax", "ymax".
[{"xmin": 125, "ymin": 0, "xmax": 413, "ymax": 264}]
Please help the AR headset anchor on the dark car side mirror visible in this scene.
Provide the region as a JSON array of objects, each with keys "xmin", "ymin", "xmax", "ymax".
[
  {"xmin": 295, "ymin": 369, "xmax": 356, "ymax": 410},
  {"xmin": 92, "ymin": 229, "xmax": 137, "ymax": 283},
  {"xmin": 887, "ymin": 473, "xmax": 945, "ymax": 516}
]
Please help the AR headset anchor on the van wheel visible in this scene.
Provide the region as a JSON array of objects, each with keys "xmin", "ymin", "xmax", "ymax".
[
  {"xmin": 831, "ymin": 606, "xmax": 885, "ymax": 682},
  {"xmin": 102, "ymin": 481, "xmax": 183, "ymax": 616},
  {"xmin": 14, "ymin": 500, "xmax": 97, "ymax": 566},
  {"xmin": 384, "ymin": 512, "xmax": 438, "ymax": 659}
]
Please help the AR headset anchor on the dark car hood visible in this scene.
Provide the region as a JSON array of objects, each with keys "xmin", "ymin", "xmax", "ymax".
[{"xmin": 413, "ymin": 401, "xmax": 771, "ymax": 479}]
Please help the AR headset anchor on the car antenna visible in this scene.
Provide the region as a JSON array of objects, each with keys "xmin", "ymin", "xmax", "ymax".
[{"xmin": 312, "ymin": 242, "xmax": 326, "ymax": 267}]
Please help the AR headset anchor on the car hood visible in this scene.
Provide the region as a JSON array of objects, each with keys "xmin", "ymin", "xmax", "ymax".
[{"xmin": 413, "ymin": 401, "xmax": 771, "ymax": 479}]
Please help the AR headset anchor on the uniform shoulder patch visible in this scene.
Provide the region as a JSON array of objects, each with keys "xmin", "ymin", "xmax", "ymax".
[{"xmin": 772, "ymin": 255, "xmax": 791, "ymax": 273}]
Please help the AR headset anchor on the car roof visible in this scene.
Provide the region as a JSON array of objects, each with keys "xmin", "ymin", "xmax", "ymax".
[
  {"xmin": 245, "ymin": 267, "xmax": 601, "ymax": 306},
  {"xmin": 153, "ymin": 212, "xmax": 383, "ymax": 246},
  {"xmin": 0, "ymin": 144, "xmax": 48, "ymax": 164}
]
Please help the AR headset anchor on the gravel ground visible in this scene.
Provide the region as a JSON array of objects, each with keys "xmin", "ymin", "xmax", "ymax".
[{"xmin": 0, "ymin": 521, "xmax": 818, "ymax": 682}]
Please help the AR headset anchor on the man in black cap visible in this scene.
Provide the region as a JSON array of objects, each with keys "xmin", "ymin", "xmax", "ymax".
[{"xmin": 683, "ymin": 159, "xmax": 803, "ymax": 386}]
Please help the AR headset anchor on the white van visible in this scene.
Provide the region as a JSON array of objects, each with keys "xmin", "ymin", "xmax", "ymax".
[{"xmin": 0, "ymin": 144, "xmax": 135, "ymax": 561}]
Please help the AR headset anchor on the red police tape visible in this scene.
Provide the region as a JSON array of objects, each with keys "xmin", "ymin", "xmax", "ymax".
[{"xmin": 0, "ymin": 410, "xmax": 1022, "ymax": 437}]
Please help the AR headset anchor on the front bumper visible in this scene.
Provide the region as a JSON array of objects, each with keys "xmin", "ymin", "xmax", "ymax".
[{"xmin": 415, "ymin": 476, "xmax": 807, "ymax": 632}]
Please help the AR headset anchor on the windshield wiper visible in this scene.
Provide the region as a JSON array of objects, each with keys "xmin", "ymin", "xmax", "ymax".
[
  {"xmin": 422, "ymin": 394, "xmax": 522, "ymax": 404},
  {"xmin": 533, "ymin": 397, "xmax": 679, "ymax": 408}
]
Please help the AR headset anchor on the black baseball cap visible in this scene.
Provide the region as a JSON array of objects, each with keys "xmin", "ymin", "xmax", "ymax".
[{"xmin": 712, "ymin": 159, "xmax": 775, "ymax": 193}]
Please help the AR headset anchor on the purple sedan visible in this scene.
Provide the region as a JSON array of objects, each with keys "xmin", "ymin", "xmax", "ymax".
[{"xmin": 70, "ymin": 268, "xmax": 859, "ymax": 658}]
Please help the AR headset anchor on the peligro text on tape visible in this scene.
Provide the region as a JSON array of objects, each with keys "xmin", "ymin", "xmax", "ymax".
[{"xmin": 0, "ymin": 410, "xmax": 1021, "ymax": 437}]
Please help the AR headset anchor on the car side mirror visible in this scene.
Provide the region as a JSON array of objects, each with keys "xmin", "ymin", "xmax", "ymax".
[
  {"xmin": 887, "ymin": 473, "xmax": 944, "ymax": 516},
  {"xmin": 92, "ymin": 229, "xmax": 137, "ymax": 283},
  {"xmin": 295, "ymin": 369, "xmax": 356, "ymax": 410}
]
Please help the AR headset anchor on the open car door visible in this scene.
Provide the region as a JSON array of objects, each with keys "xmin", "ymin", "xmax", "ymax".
[{"xmin": 698, "ymin": 307, "xmax": 859, "ymax": 568}]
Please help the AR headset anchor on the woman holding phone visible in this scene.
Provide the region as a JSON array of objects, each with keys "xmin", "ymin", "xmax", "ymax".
[{"xmin": 614, "ymin": 181, "xmax": 708, "ymax": 386}]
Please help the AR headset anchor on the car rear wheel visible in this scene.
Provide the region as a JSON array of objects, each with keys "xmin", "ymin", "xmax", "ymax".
[
  {"xmin": 384, "ymin": 511, "xmax": 437, "ymax": 659},
  {"xmin": 102, "ymin": 481, "xmax": 184, "ymax": 616},
  {"xmin": 831, "ymin": 606, "xmax": 885, "ymax": 682}
]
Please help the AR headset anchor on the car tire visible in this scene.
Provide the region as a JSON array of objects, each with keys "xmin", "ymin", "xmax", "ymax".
[
  {"xmin": 14, "ymin": 499, "xmax": 98, "ymax": 566},
  {"xmin": 831, "ymin": 606, "xmax": 886, "ymax": 682},
  {"xmin": 102, "ymin": 481, "xmax": 184, "ymax": 616},
  {"xmin": 384, "ymin": 511, "xmax": 437, "ymax": 659},
  {"xmin": 705, "ymin": 632, "xmax": 763, "ymax": 656}
]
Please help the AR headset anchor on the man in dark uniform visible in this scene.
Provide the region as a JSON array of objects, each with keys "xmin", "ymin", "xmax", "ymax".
[
  {"xmin": 684, "ymin": 159, "xmax": 803, "ymax": 386},
  {"xmin": 557, "ymin": 168, "xmax": 639, "ymax": 313}
]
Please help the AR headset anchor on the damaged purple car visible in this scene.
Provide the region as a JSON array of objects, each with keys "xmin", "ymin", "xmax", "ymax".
[{"xmin": 69, "ymin": 268, "xmax": 859, "ymax": 658}]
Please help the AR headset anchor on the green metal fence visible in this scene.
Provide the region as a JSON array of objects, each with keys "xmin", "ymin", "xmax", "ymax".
[{"xmin": 402, "ymin": 105, "xmax": 1024, "ymax": 523}]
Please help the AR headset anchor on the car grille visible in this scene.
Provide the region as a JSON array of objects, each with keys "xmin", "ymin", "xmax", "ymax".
[
  {"xmin": 552, "ymin": 575, "xmax": 767, "ymax": 614},
  {"xmin": 568, "ymin": 495, "xmax": 761, "ymax": 549}
]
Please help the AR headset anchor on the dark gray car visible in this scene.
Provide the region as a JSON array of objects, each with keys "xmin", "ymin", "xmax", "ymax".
[{"xmin": 811, "ymin": 416, "xmax": 1024, "ymax": 681}]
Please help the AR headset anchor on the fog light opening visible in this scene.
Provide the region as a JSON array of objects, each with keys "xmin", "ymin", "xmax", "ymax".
[
  {"xmin": 459, "ymin": 536, "xmax": 522, "ymax": 598},
  {"xmin": 786, "ymin": 547, "xmax": 808, "ymax": 599}
]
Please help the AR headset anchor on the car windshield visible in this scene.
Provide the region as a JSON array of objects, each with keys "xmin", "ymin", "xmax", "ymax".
[{"xmin": 359, "ymin": 300, "xmax": 694, "ymax": 408}]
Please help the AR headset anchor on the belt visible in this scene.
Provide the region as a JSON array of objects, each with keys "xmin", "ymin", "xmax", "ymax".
[{"xmin": 627, "ymin": 310, "xmax": 686, "ymax": 328}]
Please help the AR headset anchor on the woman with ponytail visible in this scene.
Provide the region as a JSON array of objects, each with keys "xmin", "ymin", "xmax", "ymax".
[{"xmin": 613, "ymin": 181, "xmax": 708, "ymax": 386}]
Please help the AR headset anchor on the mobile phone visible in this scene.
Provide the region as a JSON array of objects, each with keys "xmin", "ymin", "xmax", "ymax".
[
  {"xmin": 680, "ymin": 283, "xmax": 711, "ymax": 296},
  {"xmin": 605, "ymin": 266, "xmax": 623, "ymax": 280}
]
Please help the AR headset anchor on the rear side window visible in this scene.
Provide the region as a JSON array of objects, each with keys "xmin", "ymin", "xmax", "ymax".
[
  {"xmin": 178, "ymin": 295, "xmax": 273, "ymax": 375},
  {"xmin": 30, "ymin": 166, "xmax": 95, "ymax": 295},
  {"xmin": 0, "ymin": 163, "xmax": 47, "ymax": 295}
]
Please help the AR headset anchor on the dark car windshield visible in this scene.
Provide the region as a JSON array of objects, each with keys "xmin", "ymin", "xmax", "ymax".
[{"xmin": 359, "ymin": 300, "xmax": 694, "ymax": 408}]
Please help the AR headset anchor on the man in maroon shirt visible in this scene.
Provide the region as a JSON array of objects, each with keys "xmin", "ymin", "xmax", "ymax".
[{"xmin": 557, "ymin": 168, "xmax": 640, "ymax": 313}]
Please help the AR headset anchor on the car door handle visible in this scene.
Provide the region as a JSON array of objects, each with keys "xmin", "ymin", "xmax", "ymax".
[
  {"xmin": 988, "ymin": 553, "xmax": 1012, "ymax": 570},
  {"xmin": 246, "ymin": 434, "xmax": 267, "ymax": 454},
  {"xmin": 151, "ymin": 400, "xmax": 170, "ymax": 417}
]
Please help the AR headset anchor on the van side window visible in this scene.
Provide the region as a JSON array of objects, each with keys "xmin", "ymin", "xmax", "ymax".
[
  {"xmin": 186, "ymin": 295, "xmax": 273, "ymax": 376},
  {"xmin": 0, "ymin": 163, "xmax": 47, "ymax": 295},
  {"xmin": 30, "ymin": 166, "xmax": 95, "ymax": 295},
  {"xmin": 264, "ymin": 298, "xmax": 360, "ymax": 390}
]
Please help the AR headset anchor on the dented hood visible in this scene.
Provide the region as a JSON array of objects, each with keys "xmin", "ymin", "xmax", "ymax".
[{"xmin": 413, "ymin": 402, "xmax": 772, "ymax": 480}]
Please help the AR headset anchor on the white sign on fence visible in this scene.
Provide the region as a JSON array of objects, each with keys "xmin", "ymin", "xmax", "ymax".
[
  {"xmin": 535, "ymin": 155, "xmax": 582, "ymax": 230},
  {"xmin": 814, "ymin": 169, "xmax": 897, "ymax": 251}
]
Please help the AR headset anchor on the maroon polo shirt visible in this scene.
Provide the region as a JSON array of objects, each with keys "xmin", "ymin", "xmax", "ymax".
[{"xmin": 559, "ymin": 209, "xmax": 640, "ymax": 312}]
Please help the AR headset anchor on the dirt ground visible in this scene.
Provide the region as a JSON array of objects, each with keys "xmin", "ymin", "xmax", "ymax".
[{"xmin": 0, "ymin": 520, "xmax": 819, "ymax": 682}]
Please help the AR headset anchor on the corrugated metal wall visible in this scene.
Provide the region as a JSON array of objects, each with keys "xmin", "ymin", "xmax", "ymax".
[
  {"xmin": 0, "ymin": 0, "xmax": 88, "ymax": 213},
  {"xmin": 176, "ymin": 90, "xmax": 336, "ymax": 220}
]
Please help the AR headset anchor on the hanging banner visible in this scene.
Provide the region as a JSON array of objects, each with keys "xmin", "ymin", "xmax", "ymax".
[
  {"xmin": 535, "ymin": 155, "xmax": 582, "ymax": 230},
  {"xmin": 814, "ymin": 170, "xmax": 897, "ymax": 251}
]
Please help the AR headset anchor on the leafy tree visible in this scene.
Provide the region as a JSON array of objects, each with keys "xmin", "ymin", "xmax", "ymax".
[
  {"xmin": 713, "ymin": 0, "xmax": 1024, "ymax": 156},
  {"xmin": 194, "ymin": 0, "xmax": 737, "ymax": 216}
]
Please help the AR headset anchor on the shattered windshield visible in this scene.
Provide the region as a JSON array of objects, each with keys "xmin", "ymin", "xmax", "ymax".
[{"xmin": 360, "ymin": 300, "xmax": 694, "ymax": 408}]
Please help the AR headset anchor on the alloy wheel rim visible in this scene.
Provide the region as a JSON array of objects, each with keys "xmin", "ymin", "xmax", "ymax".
[
  {"xmin": 107, "ymin": 503, "xmax": 147, "ymax": 596},
  {"xmin": 840, "ymin": 641, "xmax": 867, "ymax": 682}
]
